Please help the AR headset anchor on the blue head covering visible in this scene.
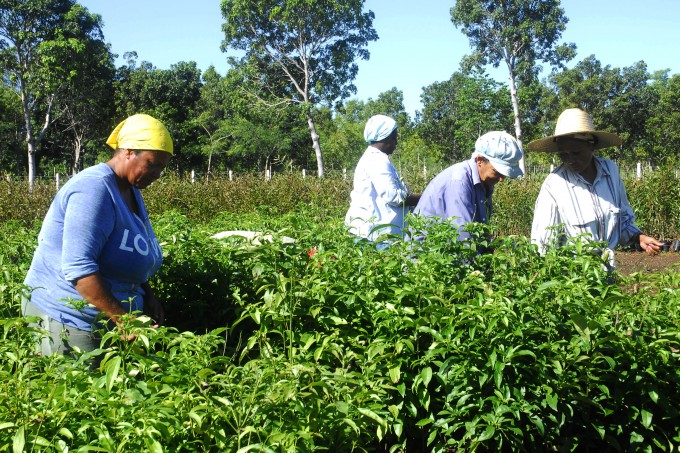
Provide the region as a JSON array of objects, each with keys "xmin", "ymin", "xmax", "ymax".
[
  {"xmin": 364, "ymin": 115, "xmax": 398, "ymax": 143},
  {"xmin": 473, "ymin": 131, "xmax": 524, "ymax": 179}
]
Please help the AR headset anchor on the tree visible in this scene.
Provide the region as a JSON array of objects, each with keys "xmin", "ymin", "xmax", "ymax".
[
  {"xmin": 0, "ymin": 0, "xmax": 106, "ymax": 189},
  {"xmin": 220, "ymin": 0, "xmax": 378, "ymax": 177},
  {"xmin": 643, "ymin": 71, "xmax": 680, "ymax": 164},
  {"xmin": 364, "ymin": 87, "xmax": 411, "ymax": 133},
  {"xmin": 319, "ymin": 88, "xmax": 411, "ymax": 171},
  {"xmin": 0, "ymin": 82, "xmax": 23, "ymax": 172},
  {"xmin": 56, "ymin": 31, "xmax": 115, "ymax": 174},
  {"xmin": 451, "ymin": 0, "xmax": 575, "ymax": 171},
  {"xmin": 546, "ymin": 56, "xmax": 657, "ymax": 162},
  {"xmin": 113, "ymin": 56, "xmax": 203, "ymax": 168},
  {"xmin": 417, "ymin": 70, "xmax": 513, "ymax": 162},
  {"xmin": 193, "ymin": 66, "xmax": 233, "ymax": 177}
]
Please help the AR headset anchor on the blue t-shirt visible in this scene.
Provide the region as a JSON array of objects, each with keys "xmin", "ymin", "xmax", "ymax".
[
  {"xmin": 414, "ymin": 158, "xmax": 493, "ymax": 240},
  {"xmin": 24, "ymin": 163, "xmax": 163, "ymax": 331}
]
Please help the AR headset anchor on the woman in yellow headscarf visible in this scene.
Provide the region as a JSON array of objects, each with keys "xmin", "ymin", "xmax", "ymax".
[{"xmin": 22, "ymin": 114, "xmax": 173, "ymax": 356}]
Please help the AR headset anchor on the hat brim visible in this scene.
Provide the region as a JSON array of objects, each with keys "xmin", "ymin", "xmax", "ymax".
[
  {"xmin": 526, "ymin": 131, "xmax": 622, "ymax": 152},
  {"xmin": 488, "ymin": 159, "xmax": 524, "ymax": 179}
]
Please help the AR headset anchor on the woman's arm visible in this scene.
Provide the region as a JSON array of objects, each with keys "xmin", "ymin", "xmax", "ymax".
[{"xmin": 74, "ymin": 272, "xmax": 129, "ymax": 323}]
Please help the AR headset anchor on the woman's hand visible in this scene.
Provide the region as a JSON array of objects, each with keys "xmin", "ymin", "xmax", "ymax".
[{"xmin": 639, "ymin": 234, "xmax": 664, "ymax": 256}]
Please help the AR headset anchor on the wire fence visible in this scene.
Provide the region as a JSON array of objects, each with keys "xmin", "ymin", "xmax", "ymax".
[{"xmin": 4, "ymin": 160, "xmax": 676, "ymax": 192}]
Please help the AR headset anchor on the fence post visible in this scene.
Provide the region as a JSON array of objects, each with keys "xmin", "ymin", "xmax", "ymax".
[
  {"xmin": 636, "ymin": 162, "xmax": 642, "ymax": 179},
  {"xmin": 423, "ymin": 164, "xmax": 427, "ymax": 178},
  {"xmin": 55, "ymin": 173, "xmax": 60, "ymax": 190},
  {"xmin": 265, "ymin": 169, "xmax": 271, "ymax": 181},
  {"xmin": 343, "ymin": 167, "xmax": 347, "ymax": 180},
  {"xmin": 229, "ymin": 170, "xmax": 233, "ymax": 181},
  {"xmin": 302, "ymin": 169, "xmax": 306, "ymax": 180}
]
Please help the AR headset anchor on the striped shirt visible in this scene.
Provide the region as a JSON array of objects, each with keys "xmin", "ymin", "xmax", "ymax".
[{"xmin": 531, "ymin": 157, "xmax": 640, "ymax": 257}]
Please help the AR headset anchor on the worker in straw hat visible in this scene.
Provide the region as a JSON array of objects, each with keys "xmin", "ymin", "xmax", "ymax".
[
  {"xmin": 22, "ymin": 113, "xmax": 173, "ymax": 357},
  {"xmin": 345, "ymin": 114, "xmax": 420, "ymax": 246},
  {"xmin": 528, "ymin": 108, "xmax": 662, "ymax": 267}
]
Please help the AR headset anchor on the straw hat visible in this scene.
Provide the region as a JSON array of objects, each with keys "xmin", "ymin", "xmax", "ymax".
[{"xmin": 527, "ymin": 108, "xmax": 622, "ymax": 152}]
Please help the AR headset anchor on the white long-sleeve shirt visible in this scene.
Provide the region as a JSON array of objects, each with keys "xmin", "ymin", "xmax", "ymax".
[
  {"xmin": 345, "ymin": 146, "xmax": 409, "ymax": 241},
  {"xmin": 531, "ymin": 157, "xmax": 640, "ymax": 259}
]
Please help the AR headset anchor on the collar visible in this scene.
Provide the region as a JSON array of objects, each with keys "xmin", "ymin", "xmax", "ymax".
[
  {"xmin": 468, "ymin": 157, "xmax": 494, "ymax": 196},
  {"xmin": 468, "ymin": 157, "xmax": 482, "ymax": 185}
]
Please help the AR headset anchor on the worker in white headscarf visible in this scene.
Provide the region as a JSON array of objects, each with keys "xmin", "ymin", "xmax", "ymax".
[{"xmin": 345, "ymin": 115, "xmax": 420, "ymax": 244}]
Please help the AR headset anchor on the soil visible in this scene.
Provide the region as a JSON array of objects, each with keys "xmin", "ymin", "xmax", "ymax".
[{"xmin": 615, "ymin": 251, "xmax": 680, "ymax": 275}]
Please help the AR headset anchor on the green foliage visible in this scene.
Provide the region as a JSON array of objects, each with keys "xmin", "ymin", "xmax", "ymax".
[
  {"xmin": 625, "ymin": 163, "xmax": 680, "ymax": 239},
  {"xmin": 113, "ymin": 58, "xmax": 204, "ymax": 166},
  {"xmin": 0, "ymin": 0, "xmax": 107, "ymax": 185},
  {"xmin": 221, "ymin": 0, "xmax": 377, "ymax": 106},
  {"xmin": 490, "ymin": 173, "xmax": 543, "ymax": 237},
  {"xmin": 646, "ymin": 73, "xmax": 680, "ymax": 163},
  {"xmin": 417, "ymin": 70, "xmax": 513, "ymax": 161},
  {"xmin": 1, "ymin": 187, "xmax": 679, "ymax": 450},
  {"xmin": 220, "ymin": 0, "xmax": 379, "ymax": 175},
  {"xmin": 0, "ymin": 221, "xmax": 36, "ymax": 318},
  {"xmin": 451, "ymin": 0, "xmax": 575, "ymax": 83},
  {"xmin": 544, "ymin": 56, "xmax": 659, "ymax": 162}
]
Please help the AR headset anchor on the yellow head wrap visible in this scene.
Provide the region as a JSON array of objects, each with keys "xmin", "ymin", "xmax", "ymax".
[{"xmin": 106, "ymin": 113, "xmax": 174, "ymax": 155}]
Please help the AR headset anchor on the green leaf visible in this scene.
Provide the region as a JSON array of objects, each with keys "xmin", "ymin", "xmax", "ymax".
[
  {"xmin": 58, "ymin": 428, "xmax": 73, "ymax": 439},
  {"xmin": 188, "ymin": 411, "xmax": 203, "ymax": 427},
  {"xmin": 420, "ymin": 367, "xmax": 432, "ymax": 387},
  {"xmin": 148, "ymin": 441, "xmax": 163, "ymax": 453},
  {"xmin": 358, "ymin": 407, "xmax": 387, "ymax": 434},
  {"xmin": 389, "ymin": 364, "xmax": 401, "ymax": 383},
  {"xmin": 12, "ymin": 426, "xmax": 24, "ymax": 453},
  {"xmin": 251, "ymin": 309, "xmax": 261, "ymax": 324},
  {"xmin": 335, "ymin": 402, "xmax": 349, "ymax": 414},
  {"xmin": 537, "ymin": 280, "xmax": 560, "ymax": 292},
  {"xmin": 648, "ymin": 390, "xmax": 659, "ymax": 403},
  {"xmin": 477, "ymin": 425, "xmax": 495, "ymax": 442},
  {"xmin": 237, "ymin": 443, "xmax": 275, "ymax": 453},
  {"xmin": 213, "ymin": 396, "xmax": 232, "ymax": 406},
  {"xmin": 641, "ymin": 409, "xmax": 653, "ymax": 429},
  {"xmin": 571, "ymin": 313, "xmax": 590, "ymax": 340},
  {"xmin": 393, "ymin": 422, "xmax": 403, "ymax": 438},
  {"xmin": 593, "ymin": 424, "xmax": 605, "ymax": 439},
  {"xmin": 531, "ymin": 417, "xmax": 545, "ymax": 435},
  {"xmin": 329, "ymin": 316, "xmax": 348, "ymax": 325},
  {"xmin": 105, "ymin": 356, "xmax": 121, "ymax": 391},
  {"xmin": 343, "ymin": 418, "xmax": 359, "ymax": 434}
]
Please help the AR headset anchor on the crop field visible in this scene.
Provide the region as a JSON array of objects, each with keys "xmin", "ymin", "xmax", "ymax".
[{"xmin": 0, "ymin": 173, "xmax": 679, "ymax": 452}]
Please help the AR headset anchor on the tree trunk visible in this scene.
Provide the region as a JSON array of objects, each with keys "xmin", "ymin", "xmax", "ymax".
[
  {"xmin": 306, "ymin": 109, "xmax": 325, "ymax": 177},
  {"xmin": 27, "ymin": 143, "xmax": 37, "ymax": 192},
  {"xmin": 72, "ymin": 134, "xmax": 82, "ymax": 175},
  {"xmin": 506, "ymin": 68, "xmax": 526, "ymax": 174},
  {"xmin": 21, "ymin": 86, "xmax": 54, "ymax": 190}
]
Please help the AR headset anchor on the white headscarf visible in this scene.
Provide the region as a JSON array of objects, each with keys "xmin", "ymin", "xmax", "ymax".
[{"xmin": 363, "ymin": 115, "xmax": 397, "ymax": 143}]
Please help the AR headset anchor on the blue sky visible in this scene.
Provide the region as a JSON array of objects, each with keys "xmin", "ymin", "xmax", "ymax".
[{"xmin": 79, "ymin": 0, "xmax": 680, "ymax": 116}]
